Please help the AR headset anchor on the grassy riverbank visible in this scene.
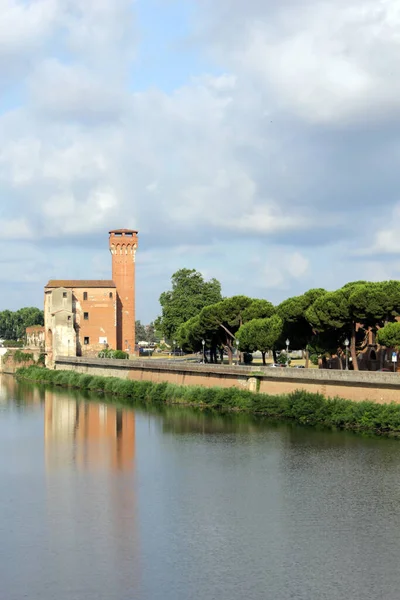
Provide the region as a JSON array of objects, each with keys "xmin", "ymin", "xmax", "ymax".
[{"xmin": 16, "ymin": 365, "xmax": 400, "ymax": 436}]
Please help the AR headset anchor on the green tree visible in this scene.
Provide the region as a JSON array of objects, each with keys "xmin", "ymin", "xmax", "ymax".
[
  {"xmin": 276, "ymin": 289, "xmax": 326, "ymax": 367},
  {"xmin": 0, "ymin": 307, "xmax": 44, "ymax": 341},
  {"xmin": 155, "ymin": 269, "xmax": 222, "ymax": 341},
  {"xmin": 238, "ymin": 314, "xmax": 283, "ymax": 365},
  {"xmin": 305, "ymin": 282, "xmax": 369, "ymax": 370},
  {"xmin": 135, "ymin": 320, "xmax": 147, "ymax": 342},
  {"xmin": 376, "ymin": 322, "xmax": 400, "ymax": 349},
  {"xmin": 197, "ymin": 296, "xmax": 275, "ymax": 364}
]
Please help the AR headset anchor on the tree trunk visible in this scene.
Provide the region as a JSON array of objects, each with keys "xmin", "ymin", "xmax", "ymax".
[
  {"xmin": 273, "ymin": 349, "xmax": 278, "ymax": 363},
  {"xmin": 305, "ymin": 348, "xmax": 309, "ymax": 369},
  {"xmin": 262, "ymin": 351, "xmax": 266, "ymax": 365},
  {"xmin": 351, "ymin": 323, "xmax": 358, "ymax": 371},
  {"xmin": 226, "ymin": 346, "xmax": 233, "ymax": 364}
]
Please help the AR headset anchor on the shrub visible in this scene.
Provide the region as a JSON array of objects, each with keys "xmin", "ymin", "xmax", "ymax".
[
  {"xmin": 15, "ymin": 365, "xmax": 400, "ymax": 436},
  {"xmin": 98, "ymin": 349, "xmax": 129, "ymax": 360}
]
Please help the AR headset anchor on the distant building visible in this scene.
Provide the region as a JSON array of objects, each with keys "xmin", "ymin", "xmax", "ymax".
[{"xmin": 44, "ymin": 229, "xmax": 138, "ymax": 366}]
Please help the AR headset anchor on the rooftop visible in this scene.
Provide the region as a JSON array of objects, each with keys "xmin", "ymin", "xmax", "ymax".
[
  {"xmin": 109, "ymin": 229, "xmax": 138, "ymax": 234},
  {"xmin": 45, "ymin": 280, "xmax": 116, "ymax": 289}
]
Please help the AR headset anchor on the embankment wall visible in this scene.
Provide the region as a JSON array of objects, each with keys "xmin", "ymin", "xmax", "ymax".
[
  {"xmin": 0, "ymin": 349, "xmax": 40, "ymax": 374},
  {"xmin": 55, "ymin": 357, "xmax": 400, "ymax": 404}
]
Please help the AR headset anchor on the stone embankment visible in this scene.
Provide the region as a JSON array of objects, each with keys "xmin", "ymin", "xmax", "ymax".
[{"xmin": 55, "ymin": 356, "xmax": 400, "ymax": 404}]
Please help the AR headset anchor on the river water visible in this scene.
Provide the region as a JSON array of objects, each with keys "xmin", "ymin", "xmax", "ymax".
[{"xmin": 1, "ymin": 375, "xmax": 400, "ymax": 600}]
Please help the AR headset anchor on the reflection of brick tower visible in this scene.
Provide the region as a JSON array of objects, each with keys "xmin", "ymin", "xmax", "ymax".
[{"xmin": 109, "ymin": 229, "xmax": 138, "ymax": 352}]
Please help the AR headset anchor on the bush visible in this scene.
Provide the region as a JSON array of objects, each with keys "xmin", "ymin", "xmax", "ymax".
[
  {"xmin": 15, "ymin": 366, "xmax": 400, "ymax": 436},
  {"xmin": 98, "ymin": 349, "xmax": 129, "ymax": 360},
  {"xmin": 12, "ymin": 350, "xmax": 34, "ymax": 364},
  {"xmin": 2, "ymin": 340, "xmax": 24, "ymax": 348}
]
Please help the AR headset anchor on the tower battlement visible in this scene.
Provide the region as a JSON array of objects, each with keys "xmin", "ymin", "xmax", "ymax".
[{"xmin": 109, "ymin": 229, "xmax": 138, "ymax": 352}]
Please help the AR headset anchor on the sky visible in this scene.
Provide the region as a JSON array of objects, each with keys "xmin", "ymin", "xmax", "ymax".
[{"xmin": 1, "ymin": 0, "xmax": 400, "ymax": 323}]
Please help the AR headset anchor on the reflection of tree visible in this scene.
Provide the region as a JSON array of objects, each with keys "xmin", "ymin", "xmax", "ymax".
[
  {"xmin": 0, "ymin": 376, "xmax": 43, "ymax": 406},
  {"xmin": 160, "ymin": 406, "xmax": 266, "ymax": 436}
]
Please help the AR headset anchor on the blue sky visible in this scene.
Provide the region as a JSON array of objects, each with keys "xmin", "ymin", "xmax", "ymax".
[{"xmin": 1, "ymin": 0, "xmax": 400, "ymax": 323}]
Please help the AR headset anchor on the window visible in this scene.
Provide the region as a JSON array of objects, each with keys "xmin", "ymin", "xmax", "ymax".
[
  {"xmin": 84, "ymin": 337, "xmax": 89, "ymax": 345},
  {"xmin": 114, "ymin": 232, "xmax": 122, "ymax": 237},
  {"xmin": 109, "ymin": 292, "xmax": 113, "ymax": 299},
  {"xmin": 84, "ymin": 312, "xmax": 89, "ymax": 320},
  {"xmin": 63, "ymin": 292, "xmax": 67, "ymax": 298},
  {"xmin": 125, "ymin": 232, "xmax": 133, "ymax": 237},
  {"xmin": 67, "ymin": 315, "xmax": 71, "ymax": 321},
  {"xmin": 83, "ymin": 292, "xmax": 88, "ymax": 300}
]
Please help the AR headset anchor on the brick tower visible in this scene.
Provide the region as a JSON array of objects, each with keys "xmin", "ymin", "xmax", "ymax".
[{"xmin": 109, "ymin": 229, "xmax": 138, "ymax": 353}]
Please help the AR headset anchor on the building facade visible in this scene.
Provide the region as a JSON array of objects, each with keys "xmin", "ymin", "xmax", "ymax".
[
  {"xmin": 26, "ymin": 325, "xmax": 45, "ymax": 349},
  {"xmin": 45, "ymin": 229, "xmax": 138, "ymax": 365}
]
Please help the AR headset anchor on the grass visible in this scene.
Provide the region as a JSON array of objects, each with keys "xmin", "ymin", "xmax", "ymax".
[{"xmin": 15, "ymin": 365, "xmax": 400, "ymax": 437}]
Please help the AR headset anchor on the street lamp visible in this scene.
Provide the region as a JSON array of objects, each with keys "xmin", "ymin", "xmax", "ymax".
[
  {"xmin": 286, "ymin": 338, "xmax": 290, "ymax": 367},
  {"xmin": 173, "ymin": 339, "xmax": 176, "ymax": 356},
  {"xmin": 236, "ymin": 339, "xmax": 240, "ymax": 365},
  {"xmin": 344, "ymin": 338, "xmax": 349, "ymax": 370},
  {"xmin": 202, "ymin": 339, "xmax": 205, "ymax": 364}
]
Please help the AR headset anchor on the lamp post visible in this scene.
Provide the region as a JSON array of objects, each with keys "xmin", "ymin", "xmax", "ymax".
[
  {"xmin": 173, "ymin": 339, "xmax": 176, "ymax": 357},
  {"xmin": 202, "ymin": 339, "xmax": 205, "ymax": 364},
  {"xmin": 286, "ymin": 338, "xmax": 290, "ymax": 367},
  {"xmin": 236, "ymin": 339, "xmax": 240, "ymax": 366},
  {"xmin": 344, "ymin": 338, "xmax": 349, "ymax": 370}
]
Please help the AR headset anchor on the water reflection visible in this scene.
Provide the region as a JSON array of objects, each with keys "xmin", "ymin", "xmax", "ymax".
[
  {"xmin": 0, "ymin": 374, "xmax": 43, "ymax": 406},
  {"xmin": 42, "ymin": 388, "xmax": 140, "ymax": 600},
  {"xmin": 44, "ymin": 389, "xmax": 135, "ymax": 471},
  {"xmin": 4, "ymin": 377, "xmax": 400, "ymax": 600}
]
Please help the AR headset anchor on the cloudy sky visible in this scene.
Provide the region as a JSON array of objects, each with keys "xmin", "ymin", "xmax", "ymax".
[{"xmin": 1, "ymin": 0, "xmax": 400, "ymax": 322}]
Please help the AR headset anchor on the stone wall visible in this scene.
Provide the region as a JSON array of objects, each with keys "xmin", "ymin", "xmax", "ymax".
[
  {"xmin": 0, "ymin": 349, "xmax": 39, "ymax": 374},
  {"xmin": 55, "ymin": 357, "xmax": 400, "ymax": 404}
]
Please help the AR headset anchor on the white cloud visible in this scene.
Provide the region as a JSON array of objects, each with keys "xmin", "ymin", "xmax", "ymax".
[
  {"xmin": 200, "ymin": 0, "xmax": 400, "ymax": 123},
  {"xmin": 28, "ymin": 60, "xmax": 127, "ymax": 122},
  {"xmin": 253, "ymin": 251, "xmax": 310, "ymax": 291},
  {"xmin": 1, "ymin": 0, "xmax": 400, "ymax": 318},
  {"xmin": 0, "ymin": 0, "xmax": 57, "ymax": 57},
  {"xmin": 0, "ymin": 218, "xmax": 34, "ymax": 240}
]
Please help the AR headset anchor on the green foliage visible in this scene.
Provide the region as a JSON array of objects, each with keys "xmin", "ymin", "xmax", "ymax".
[
  {"xmin": 7, "ymin": 350, "xmax": 35, "ymax": 364},
  {"xmin": 277, "ymin": 353, "xmax": 289, "ymax": 365},
  {"xmin": 0, "ymin": 307, "xmax": 44, "ymax": 340},
  {"xmin": 37, "ymin": 353, "xmax": 46, "ymax": 366},
  {"xmin": 135, "ymin": 320, "xmax": 147, "ymax": 342},
  {"xmin": 376, "ymin": 322, "xmax": 400, "ymax": 349},
  {"xmin": 1, "ymin": 340, "xmax": 24, "ymax": 347},
  {"xmin": 98, "ymin": 349, "xmax": 129, "ymax": 359},
  {"xmin": 238, "ymin": 315, "xmax": 283, "ymax": 356},
  {"xmin": 16, "ymin": 365, "xmax": 400, "ymax": 436},
  {"xmin": 156, "ymin": 268, "xmax": 222, "ymax": 341},
  {"xmin": 277, "ymin": 289, "xmax": 326, "ymax": 350},
  {"xmin": 135, "ymin": 321, "xmax": 158, "ymax": 344}
]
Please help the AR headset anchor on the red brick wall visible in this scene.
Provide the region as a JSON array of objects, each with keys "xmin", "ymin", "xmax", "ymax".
[{"xmin": 73, "ymin": 287, "xmax": 117, "ymax": 356}]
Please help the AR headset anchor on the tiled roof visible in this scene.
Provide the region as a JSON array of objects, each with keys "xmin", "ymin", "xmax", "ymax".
[{"xmin": 45, "ymin": 280, "xmax": 116, "ymax": 289}]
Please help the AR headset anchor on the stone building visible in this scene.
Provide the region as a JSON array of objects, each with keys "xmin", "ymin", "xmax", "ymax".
[
  {"xmin": 44, "ymin": 229, "xmax": 138, "ymax": 366},
  {"xmin": 26, "ymin": 325, "xmax": 45, "ymax": 349}
]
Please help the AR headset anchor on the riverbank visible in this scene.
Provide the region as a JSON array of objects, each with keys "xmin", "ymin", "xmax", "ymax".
[{"xmin": 16, "ymin": 365, "xmax": 400, "ymax": 437}]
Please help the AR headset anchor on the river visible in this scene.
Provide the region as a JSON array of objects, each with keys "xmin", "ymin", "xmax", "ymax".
[{"xmin": 1, "ymin": 374, "xmax": 400, "ymax": 600}]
